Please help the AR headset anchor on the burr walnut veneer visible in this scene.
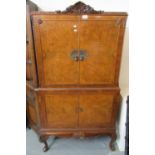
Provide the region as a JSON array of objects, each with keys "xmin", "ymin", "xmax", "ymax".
[{"xmin": 26, "ymin": 1, "xmax": 127, "ymax": 152}]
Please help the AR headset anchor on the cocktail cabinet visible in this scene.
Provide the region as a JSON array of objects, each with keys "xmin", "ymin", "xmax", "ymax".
[{"xmin": 26, "ymin": 1, "xmax": 127, "ymax": 152}]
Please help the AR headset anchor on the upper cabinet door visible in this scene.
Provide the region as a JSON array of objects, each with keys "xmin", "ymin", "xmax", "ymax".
[
  {"xmin": 32, "ymin": 15, "xmax": 80, "ymax": 87},
  {"xmin": 79, "ymin": 15, "xmax": 127, "ymax": 85}
]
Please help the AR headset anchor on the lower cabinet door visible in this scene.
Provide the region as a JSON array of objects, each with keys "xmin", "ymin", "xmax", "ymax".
[
  {"xmin": 44, "ymin": 95, "xmax": 78, "ymax": 128},
  {"xmin": 79, "ymin": 93, "xmax": 116, "ymax": 128}
]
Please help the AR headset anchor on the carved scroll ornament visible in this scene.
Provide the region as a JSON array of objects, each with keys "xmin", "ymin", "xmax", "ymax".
[{"xmin": 56, "ymin": 1, "xmax": 104, "ymax": 14}]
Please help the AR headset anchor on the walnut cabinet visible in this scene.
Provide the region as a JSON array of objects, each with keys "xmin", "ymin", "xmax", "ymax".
[{"xmin": 26, "ymin": 1, "xmax": 127, "ymax": 152}]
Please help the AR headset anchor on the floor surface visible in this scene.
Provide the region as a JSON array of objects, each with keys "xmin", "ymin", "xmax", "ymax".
[{"xmin": 26, "ymin": 129, "xmax": 124, "ymax": 155}]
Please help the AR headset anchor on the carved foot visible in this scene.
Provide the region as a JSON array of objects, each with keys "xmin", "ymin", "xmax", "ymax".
[
  {"xmin": 109, "ymin": 132, "xmax": 117, "ymax": 151},
  {"xmin": 42, "ymin": 142, "xmax": 48, "ymax": 152},
  {"xmin": 39, "ymin": 136, "xmax": 49, "ymax": 152}
]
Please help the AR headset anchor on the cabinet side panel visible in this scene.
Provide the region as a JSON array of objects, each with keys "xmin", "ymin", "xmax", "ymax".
[
  {"xmin": 26, "ymin": 4, "xmax": 38, "ymax": 87},
  {"xmin": 27, "ymin": 104, "xmax": 37, "ymax": 124}
]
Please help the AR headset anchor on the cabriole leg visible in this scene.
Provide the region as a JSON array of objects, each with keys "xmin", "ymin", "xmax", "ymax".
[
  {"xmin": 109, "ymin": 132, "xmax": 117, "ymax": 151},
  {"xmin": 39, "ymin": 136, "xmax": 49, "ymax": 152}
]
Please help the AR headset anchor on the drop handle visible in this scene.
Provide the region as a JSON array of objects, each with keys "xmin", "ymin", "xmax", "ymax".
[
  {"xmin": 79, "ymin": 55, "xmax": 84, "ymax": 61},
  {"xmin": 74, "ymin": 56, "xmax": 79, "ymax": 61},
  {"xmin": 70, "ymin": 50, "xmax": 79, "ymax": 61},
  {"xmin": 79, "ymin": 50, "xmax": 87, "ymax": 61}
]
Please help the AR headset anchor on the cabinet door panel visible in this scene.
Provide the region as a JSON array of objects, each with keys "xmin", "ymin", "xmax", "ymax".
[
  {"xmin": 33, "ymin": 16, "xmax": 79, "ymax": 86},
  {"xmin": 45, "ymin": 95, "xmax": 78, "ymax": 128},
  {"xmin": 79, "ymin": 17, "xmax": 125, "ymax": 85},
  {"xmin": 79, "ymin": 93, "xmax": 115, "ymax": 128}
]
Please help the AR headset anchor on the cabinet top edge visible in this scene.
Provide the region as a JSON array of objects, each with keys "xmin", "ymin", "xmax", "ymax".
[{"xmin": 30, "ymin": 11, "xmax": 128, "ymax": 16}]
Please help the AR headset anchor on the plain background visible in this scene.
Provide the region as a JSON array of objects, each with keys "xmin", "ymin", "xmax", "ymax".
[
  {"xmin": 31, "ymin": 0, "xmax": 129, "ymax": 12},
  {"xmin": 0, "ymin": 0, "xmax": 155, "ymax": 155}
]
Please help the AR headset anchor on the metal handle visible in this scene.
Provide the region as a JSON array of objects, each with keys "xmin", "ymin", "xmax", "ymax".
[
  {"xmin": 79, "ymin": 56, "xmax": 84, "ymax": 61},
  {"xmin": 70, "ymin": 50, "xmax": 79, "ymax": 61},
  {"xmin": 79, "ymin": 55, "xmax": 84, "ymax": 61},
  {"xmin": 79, "ymin": 50, "xmax": 87, "ymax": 61},
  {"xmin": 70, "ymin": 50, "xmax": 88, "ymax": 61},
  {"xmin": 74, "ymin": 56, "xmax": 79, "ymax": 61}
]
